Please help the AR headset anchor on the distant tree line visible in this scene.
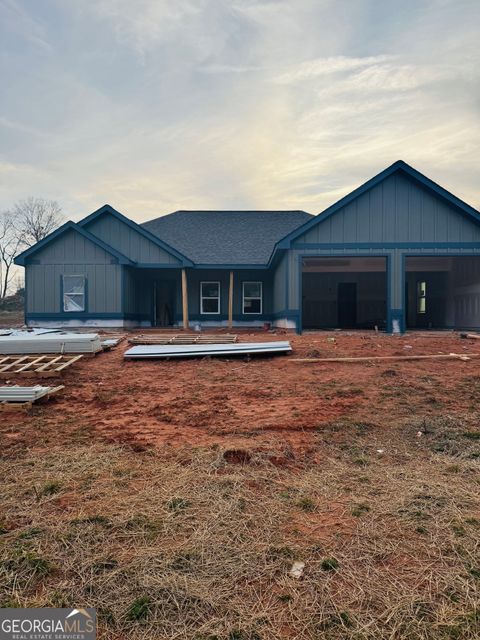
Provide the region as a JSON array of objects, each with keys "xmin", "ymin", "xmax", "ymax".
[{"xmin": 0, "ymin": 198, "xmax": 63, "ymax": 298}]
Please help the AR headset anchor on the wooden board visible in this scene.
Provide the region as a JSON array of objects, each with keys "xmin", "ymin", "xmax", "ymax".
[
  {"xmin": 0, "ymin": 355, "xmax": 83, "ymax": 377},
  {"xmin": 129, "ymin": 334, "xmax": 238, "ymax": 345},
  {"xmin": 290, "ymin": 353, "xmax": 479, "ymax": 364}
]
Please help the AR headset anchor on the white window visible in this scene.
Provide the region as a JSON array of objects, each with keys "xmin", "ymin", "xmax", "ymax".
[
  {"xmin": 243, "ymin": 281, "xmax": 262, "ymax": 314},
  {"xmin": 417, "ymin": 280, "xmax": 427, "ymax": 314},
  {"xmin": 200, "ymin": 281, "xmax": 220, "ymax": 314},
  {"xmin": 63, "ymin": 275, "xmax": 86, "ymax": 312}
]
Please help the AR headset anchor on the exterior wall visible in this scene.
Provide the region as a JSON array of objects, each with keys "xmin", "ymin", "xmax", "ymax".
[
  {"xmin": 25, "ymin": 228, "xmax": 123, "ymax": 324},
  {"xmin": 84, "ymin": 212, "xmax": 181, "ymax": 264},
  {"xmin": 283, "ymin": 174, "xmax": 480, "ymax": 332}
]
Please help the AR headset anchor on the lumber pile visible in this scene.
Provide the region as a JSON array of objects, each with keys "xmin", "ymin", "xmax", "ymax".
[
  {"xmin": 0, "ymin": 385, "xmax": 64, "ymax": 410},
  {"xmin": 0, "ymin": 354, "xmax": 83, "ymax": 377},
  {"xmin": 129, "ymin": 334, "xmax": 238, "ymax": 345},
  {"xmin": 0, "ymin": 332, "xmax": 102, "ymax": 355},
  {"xmin": 124, "ymin": 341, "xmax": 292, "ymax": 359}
]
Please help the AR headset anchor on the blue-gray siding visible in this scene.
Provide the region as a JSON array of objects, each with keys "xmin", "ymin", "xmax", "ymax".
[
  {"xmin": 84, "ymin": 212, "xmax": 181, "ymax": 264},
  {"xmin": 25, "ymin": 228, "xmax": 122, "ymax": 316},
  {"xmin": 295, "ymin": 173, "xmax": 480, "ymax": 244}
]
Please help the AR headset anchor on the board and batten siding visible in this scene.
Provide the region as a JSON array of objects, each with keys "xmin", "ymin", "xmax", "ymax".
[
  {"xmin": 84, "ymin": 212, "xmax": 181, "ymax": 264},
  {"xmin": 295, "ymin": 173, "xmax": 480, "ymax": 245},
  {"xmin": 25, "ymin": 228, "xmax": 122, "ymax": 316}
]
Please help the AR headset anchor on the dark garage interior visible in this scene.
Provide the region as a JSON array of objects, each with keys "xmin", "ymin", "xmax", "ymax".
[
  {"xmin": 405, "ymin": 256, "xmax": 480, "ymax": 329},
  {"xmin": 302, "ymin": 257, "xmax": 387, "ymax": 329}
]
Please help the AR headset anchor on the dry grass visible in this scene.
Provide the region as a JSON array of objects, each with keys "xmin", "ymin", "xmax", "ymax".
[{"xmin": 1, "ymin": 415, "xmax": 479, "ymax": 639}]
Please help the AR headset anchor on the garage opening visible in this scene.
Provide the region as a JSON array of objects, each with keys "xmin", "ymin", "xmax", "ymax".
[
  {"xmin": 302, "ymin": 257, "xmax": 387, "ymax": 329},
  {"xmin": 405, "ymin": 256, "xmax": 480, "ymax": 329}
]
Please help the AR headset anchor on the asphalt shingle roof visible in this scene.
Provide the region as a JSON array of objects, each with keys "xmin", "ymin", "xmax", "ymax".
[{"xmin": 141, "ymin": 210, "xmax": 313, "ymax": 265}]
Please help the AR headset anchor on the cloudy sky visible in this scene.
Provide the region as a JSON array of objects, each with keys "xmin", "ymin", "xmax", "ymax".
[{"xmin": 0, "ymin": 0, "xmax": 479, "ymax": 223}]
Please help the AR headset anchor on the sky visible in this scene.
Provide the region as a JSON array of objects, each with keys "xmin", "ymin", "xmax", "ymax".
[{"xmin": 0, "ymin": 0, "xmax": 479, "ymax": 224}]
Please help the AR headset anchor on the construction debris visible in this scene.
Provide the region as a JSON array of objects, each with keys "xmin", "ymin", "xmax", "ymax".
[
  {"xmin": 124, "ymin": 341, "xmax": 292, "ymax": 359},
  {"xmin": 0, "ymin": 385, "xmax": 64, "ymax": 410},
  {"xmin": 290, "ymin": 352, "xmax": 478, "ymax": 364},
  {"xmin": 460, "ymin": 332, "xmax": 480, "ymax": 340},
  {"xmin": 289, "ymin": 561, "xmax": 305, "ymax": 579},
  {"xmin": 0, "ymin": 332, "xmax": 102, "ymax": 355},
  {"xmin": 101, "ymin": 337, "xmax": 124, "ymax": 350},
  {"xmin": 129, "ymin": 334, "xmax": 238, "ymax": 345},
  {"xmin": 0, "ymin": 355, "xmax": 83, "ymax": 378}
]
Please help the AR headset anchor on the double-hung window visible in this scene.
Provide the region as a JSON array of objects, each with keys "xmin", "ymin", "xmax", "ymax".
[
  {"xmin": 200, "ymin": 281, "xmax": 220, "ymax": 314},
  {"xmin": 63, "ymin": 275, "xmax": 86, "ymax": 312},
  {"xmin": 243, "ymin": 282, "xmax": 262, "ymax": 314}
]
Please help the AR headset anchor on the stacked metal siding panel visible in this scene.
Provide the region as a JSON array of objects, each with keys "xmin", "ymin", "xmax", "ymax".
[
  {"xmin": 0, "ymin": 333, "xmax": 102, "ymax": 354},
  {"xmin": 124, "ymin": 341, "xmax": 292, "ymax": 359},
  {"xmin": 0, "ymin": 386, "xmax": 59, "ymax": 402}
]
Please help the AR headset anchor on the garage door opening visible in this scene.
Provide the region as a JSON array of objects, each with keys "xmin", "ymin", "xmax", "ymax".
[
  {"xmin": 405, "ymin": 256, "xmax": 480, "ymax": 329},
  {"xmin": 302, "ymin": 257, "xmax": 387, "ymax": 329}
]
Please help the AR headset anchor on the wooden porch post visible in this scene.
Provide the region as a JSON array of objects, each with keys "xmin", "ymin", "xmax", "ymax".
[
  {"xmin": 181, "ymin": 268, "xmax": 189, "ymax": 329},
  {"xmin": 228, "ymin": 271, "xmax": 234, "ymax": 329}
]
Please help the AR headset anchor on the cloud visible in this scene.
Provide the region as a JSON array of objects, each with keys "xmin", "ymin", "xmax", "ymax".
[
  {"xmin": 0, "ymin": 0, "xmax": 479, "ymax": 220},
  {"xmin": 274, "ymin": 55, "xmax": 394, "ymax": 84}
]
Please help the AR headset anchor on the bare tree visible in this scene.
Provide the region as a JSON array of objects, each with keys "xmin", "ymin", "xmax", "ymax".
[
  {"xmin": 13, "ymin": 197, "xmax": 63, "ymax": 246},
  {"xmin": 0, "ymin": 212, "xmax": 24, "ymax": 298},
  {"xmin": 0, "ymin": 198, "xmax": 63, "ymax": 298}
]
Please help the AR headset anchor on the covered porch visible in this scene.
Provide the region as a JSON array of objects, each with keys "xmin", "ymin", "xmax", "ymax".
[{"xmin": 123, "ymin": 266, "xmax": 273, "ymax": 328}]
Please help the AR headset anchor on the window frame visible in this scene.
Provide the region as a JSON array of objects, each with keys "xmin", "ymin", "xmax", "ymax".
[
  {"xmin": 62, "ymin": 274, "xmax": 86, "ymax": 313},
  {"xmin": 242, "ymin": 281, "xmax": 263, "ymax": 315},
  {"xmin": 417, "ymin": 280, "xmax": 427, "ymax": 315},
  {"xmin": 200, "ymin": 281, "xmax": 221, "ymax": 315}
]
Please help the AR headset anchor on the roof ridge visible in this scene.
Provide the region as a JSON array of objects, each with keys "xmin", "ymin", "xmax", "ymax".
[{"xmin": 141, "ymin": 209, "xmax": 313, "ymax": 225}]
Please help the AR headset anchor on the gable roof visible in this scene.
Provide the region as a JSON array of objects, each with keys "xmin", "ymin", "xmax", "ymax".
[
  {"xmin": 78, "ymin": 204, "xmax": 193, "ymax": 266},
  {"xmin": 14, "ymin": 221, "xmax": 134, "ymax": 266},
  {"xmin": 142, "ymin": 210, "xmax": 313, "ymax": 265},
  {"xmin": 276, "ymin": 160, "xmax": 480, "ymax": 249}
]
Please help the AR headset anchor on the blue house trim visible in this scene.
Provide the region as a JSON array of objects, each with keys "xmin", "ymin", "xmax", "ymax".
[
  {"xmin": 14, "ymin": 221, "xmax": 134, "ymax": 266},
  {"xmin": 78, "ymin": 204, "xmax": 194, "ymax": 266},
  {"xmin": 292, "ymin": 242, "xmax": 480, "ymax": 250}
]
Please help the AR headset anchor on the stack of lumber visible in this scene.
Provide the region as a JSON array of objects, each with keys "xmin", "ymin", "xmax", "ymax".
[
  {"xmin": 124, "ymin": 341, "xmax": 292, "ymax": 359},
  {"xmin": 129, "ymin": 334, "xmax": 238, "ymax": 345},
  {"xmin": 0, "ymin": 332, "xmax": 102, "ymax": 355},
  {"xmin": 0, "ymin": 385, "xmax": 64, "ymax": 410}
]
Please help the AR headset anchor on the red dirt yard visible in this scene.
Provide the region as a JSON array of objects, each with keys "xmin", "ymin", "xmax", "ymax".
[
  {"xmin": 1, "ymin": 330, "xmax": 480, "ymax": 640},
  {"xmin": 2, "ymin": 330, "xmax": 479, "ymax": 455}
]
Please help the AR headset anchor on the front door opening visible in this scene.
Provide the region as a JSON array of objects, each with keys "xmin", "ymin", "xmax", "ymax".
[
  {"xmin": 153, "ymin": 280, "xmax": 174, "ymax": 327},
  {"xmin": 302, "ymin": 257, "xmax": 387, "ymax": 330}
]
